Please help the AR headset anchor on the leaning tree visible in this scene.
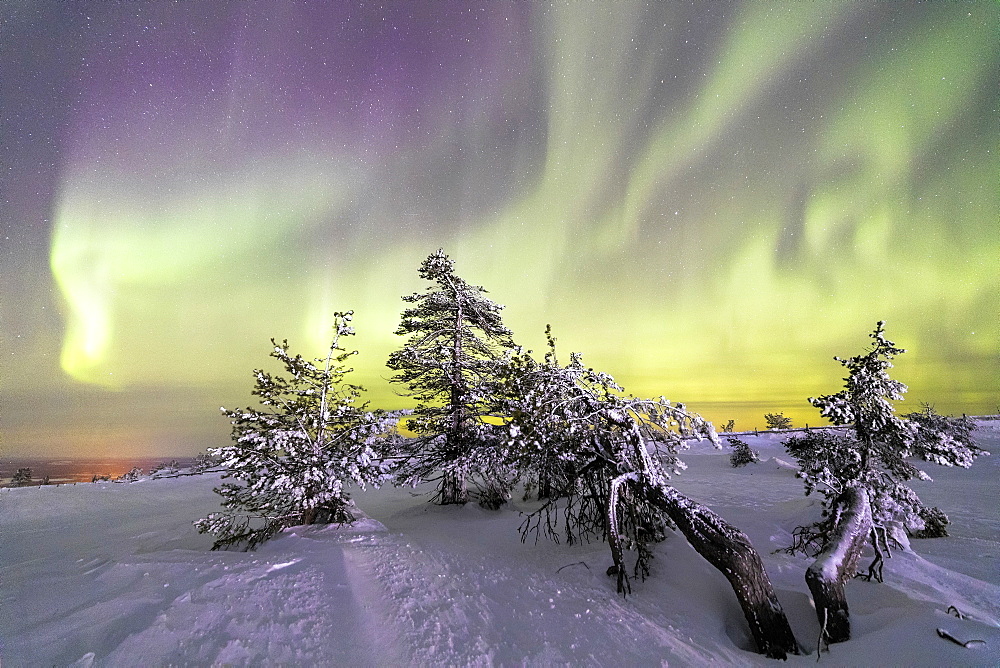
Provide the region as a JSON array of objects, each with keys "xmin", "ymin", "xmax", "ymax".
[
  {"xmin": 196, "ymin": 312, "xmax": 398, "ymax": 550},
  {"xmin": 499, "ymin": 330, "xmax": 800, "ymax": 660},
  {"xmin": 784, "ymin": 321, "xmax": 986, "ymax": 644},
  {"xmin": 387, "ymin": 249, "xmax": 517, "ymax": 505}
]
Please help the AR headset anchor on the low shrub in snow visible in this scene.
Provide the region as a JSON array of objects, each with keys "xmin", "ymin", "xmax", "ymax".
[
  {"xmin": 11, "ymin": 467, "xmax": 33, "ymax": 487},
  {"xmin": 727, "ymin": 436, "xmax": 760, "ymax": 467}
]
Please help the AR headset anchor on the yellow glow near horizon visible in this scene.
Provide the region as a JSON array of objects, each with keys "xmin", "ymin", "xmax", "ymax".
[{"xmin": 7, "ymin": 1, "xmax": 994, "ymax": 456}]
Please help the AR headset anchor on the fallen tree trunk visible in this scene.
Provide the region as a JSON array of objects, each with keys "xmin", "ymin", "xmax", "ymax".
[
  {"xmin": 805, "ymin": 485, "xmax": 872, "ymax": 644},
  {"xmin": 608, "ymin": 474, "xmax": 800, "ymax": 660}
]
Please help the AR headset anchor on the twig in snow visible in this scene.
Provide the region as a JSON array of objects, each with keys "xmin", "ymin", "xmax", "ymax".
[
  {"xmin": 556, "ymin": 561, "xmax": 590, "ymax": 573},
  {"xmin": 946, "ymin": 605, "xmax": 965, "ymax": 619},
  {"xmin": 936, "ymin": 628, "xmax": 986, "ymax": 648},
  {"xmin": 816, "ymin": 608, "xmax": 829, "ymax": 662}
]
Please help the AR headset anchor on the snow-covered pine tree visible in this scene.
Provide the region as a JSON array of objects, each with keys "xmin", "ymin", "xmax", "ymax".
[
  {"xmin": 149, "ymin": 460, "xmax": 180, "ymax": 478},
  {"xmin": 764, "ymin": 412, "xmax": 792, "ymax": 430},
  {"xmin": 784, "ymin": 321, "xmax": 986, "ymax": 643},
  {"xmin": 502, "ymin": 331, "xmax": 799, "ymax": 659},
  {"xmin": 492, "ymin": 325, "xmax": 584, "ymax": 502},
  {"xmin": 193, "ymin": 451, "xmax": 221, "ymax": 473},
  {"xmin": 11, "ymin": 467, "xmax": 33, "ymax": 487},
  {"xmin": 387, "ymin": 249, "xmax": 516, "ymax": 505},
  {"xmin": 727, "ymin": 436, "xmax": 760, "ymax": 467},
  {"xmin": 196, "ymin": 312, "xmax": 399, "ymax": 550},
  {"xmin": 117, "ymin": 467, "xmax": 144, "ymax": 482}
]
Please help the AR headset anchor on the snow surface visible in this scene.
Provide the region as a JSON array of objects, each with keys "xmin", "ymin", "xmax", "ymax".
[{"xmin": 2, "ymin": 424, "xmax": 998, "ymax": 666}]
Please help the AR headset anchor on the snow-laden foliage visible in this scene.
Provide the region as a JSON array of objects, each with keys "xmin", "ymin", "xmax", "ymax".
[
  {"xmin": 193, "ymin": 451, "xmax": 221, "ymax": 473},
  {"xmin": 727, "ymin": 436, "xmax": 760, "ymax": 467},
  {"xmin": 904, "ymin": 403, "xmax": 983, "ymax": 468},
  {"xmin": 196, "ymin": 312, "xmax": 400, "ymax": 550},
  {"xmin": 764, "ymin": 412, "xmax": 792, "ymax": 430},
  {"xmin": 117, "ymin": 467, "xmax": 144, "ymax": 482},
  {"xmin": 498, "ymin": 328, "xmax": 717, "ymax": 586},
  {"xmin": 387, "ymin": 249, "xmax": 516, "ymax": 505},
  {"xmin": 149, "ymin": 460, "xmax": 180, "ymax": 477},
  {"xmin": 785, "ymin": 322, "xmax": 986, "ymax": 554},
  {"xmin": 11, "ymin": 467, "xmax": 33, "ymax": 487},
  {"xmin": 498, "ymin": 331, "xmax": 799, "ymax": 658}
]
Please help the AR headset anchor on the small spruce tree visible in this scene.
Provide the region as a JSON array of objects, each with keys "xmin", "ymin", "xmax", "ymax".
[
  {"xmin": 196, "ymin": 312, "xmax": 398, "ymax": 550},
  {"xmin": 727, "ymin": 436, "xmax": 760, "ymax": 467},
  {"xmin": 784, "ymin": 321, "xmax": 986, "ymax": 643},
  {"xmin": 117, "ymin": 467, "xmax": 144, "ymax": 482},
  {"xmin": 193, "ymin": 451, "xmax": 221, "ymax": 473},
  {"xmin": 387, "ymin": 249, "xmax": 516, "ymax": 505},
  {"xmin": 11, "ymin": 467, "xmax": 33, "ymax": 487},
  {"xmin": 764, "ymin": 412, "xmax": 792, "ymax": 430}
]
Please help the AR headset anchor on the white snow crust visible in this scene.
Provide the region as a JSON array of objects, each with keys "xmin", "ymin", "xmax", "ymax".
[{"xmin": 2, "ymin": 423, "xmax": 998, "ymax": 666}]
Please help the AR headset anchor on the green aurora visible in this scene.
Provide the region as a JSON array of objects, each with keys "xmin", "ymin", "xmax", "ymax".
[{"xmin": 2, "ymin": 1, "xmax": 998, "ymax": 457}]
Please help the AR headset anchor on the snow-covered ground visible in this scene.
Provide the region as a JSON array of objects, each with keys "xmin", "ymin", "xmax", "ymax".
[{"xmin": 2, "ymin": 423, "xmax": 998, "ymax": 666}]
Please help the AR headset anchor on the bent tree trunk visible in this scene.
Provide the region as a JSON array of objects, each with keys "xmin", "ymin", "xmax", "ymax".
[
  {"xmin": 805, "ymin": 485, "xmax": 872, "ymax": 644},
  {"xmin": 609, "ymin": 475, "xmax": 800, "ymax": 660}
]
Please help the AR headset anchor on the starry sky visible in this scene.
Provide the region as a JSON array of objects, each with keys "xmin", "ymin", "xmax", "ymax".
[{"xmin": 2, "ymin": 1, "xmax": 998, "ymax": 458}]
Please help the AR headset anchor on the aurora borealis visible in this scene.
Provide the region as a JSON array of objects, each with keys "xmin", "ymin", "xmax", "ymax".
[{"xmin": 2, "ymin": 1, "xmax": 998, "ymax": 458}]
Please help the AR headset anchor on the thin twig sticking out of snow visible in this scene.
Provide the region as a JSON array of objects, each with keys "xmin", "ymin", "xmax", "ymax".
[
  {"xmin": 936, "ymin": 628, "xmax": 986, "ymax": 648},
  {"xmin": 555, "ymin": 561, "xmax": 590, "ymax": 573}
]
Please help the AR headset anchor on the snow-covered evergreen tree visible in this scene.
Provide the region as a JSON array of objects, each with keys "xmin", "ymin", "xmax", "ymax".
[
  {"xmin": 501, "ymin": 331, "xmax": 799, "ymax": 659},
  {"xmin": 117, "ymin": 467, "xmax": 144, "ymax": 482},
  {"xmin": 784, "ymin": 321, "xmax": 987, "ymax": 643},
  {"xmin": 727, "ymin": 436, "xmax": 760, "ymax": 467},
  {"xmin": 149, "ymin": 460, "xmax": 180, "ymax": 478},
  {"xmin": 193, "ymin": 451, "xmax": 221, "ymax": 473},
  {"xmin": 764, "ymin": 412, "xmax": 792, "ymax": 430},
  {"xmin": 387, "ymin": 249, "xmax": 516, "ymax": 505},
  {"xmin": 11, "ymin": 467, "xmax": 33, "ymax": 487},
  {"xmin": 196, "ymin": 312, "xmax": 399, "ymax": 550}
]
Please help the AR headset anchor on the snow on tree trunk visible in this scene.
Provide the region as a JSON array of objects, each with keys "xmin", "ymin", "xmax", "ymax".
[
  {"xmin": 653, "ymin": 484, "xmax": 800, "ymax": 660},
  {"xmin": 805, "ymin": 485, "xmax": 872, "ymax": 644}
]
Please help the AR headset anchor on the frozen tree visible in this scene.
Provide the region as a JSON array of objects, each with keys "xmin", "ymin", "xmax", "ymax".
[
  {"xmin": 196, "ymin": 312, "xmax": 399, "ymax": 550},
  {"xmin": 149, "ymin": 460, "xmax": 180, "ymax": 477},
  {"xmin": 727, "ymin": 436, "xmax": 760, "ymax": 467},
  {"xmin": 492, "ymin": 326, "xmax": 583, "ymax": 502},
  {"xmin": 502, "ymin": 332, "xmax": 799, "ymax": 659},
  {"xmin": 785, "ymin": 321, "xmax": 986, "ymax": 644},
  {"xmin": 193, "ymin": 451, "xmax": 221, "ymax": 473},
  {"xmin": 11, "ymin": 467, "xmax": 33, "ymax": 487},
  {"xmin": 117, "ymin": 467, "xmax": 144, "ymax": 482},
  {"xmin": 764, "ymin": 412, "xmax": 792, "ymax": 430},
  {"xmin": 387, "ymin": 249, "xmax": 516, "ymax": 505}
]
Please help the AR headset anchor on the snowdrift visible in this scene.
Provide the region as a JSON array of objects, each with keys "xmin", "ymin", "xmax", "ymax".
[{"xmin": 2, "ymin": 425, "xmax": 998, "ymax": 666}]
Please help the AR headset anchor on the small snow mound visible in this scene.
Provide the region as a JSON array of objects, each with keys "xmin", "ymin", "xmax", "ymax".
[
  {"xmin": 763, "ymin": 456, "xmax": 799, "ymax": 471},
  {"xmin": 71, "ymin": 653, "xmax": 96, "ymax": 667},
  {"xmin": 344, "ymin": 518, "xmax": 389, "ymax": 533},
  {"xmin": 265, "ymin": 559, "xmax": 301, "ymax": 573}
]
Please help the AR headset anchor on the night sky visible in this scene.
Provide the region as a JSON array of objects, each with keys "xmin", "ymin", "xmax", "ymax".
[{"xmin": 2, "ymin": 1, "xmax": 998, "ymax": 458}]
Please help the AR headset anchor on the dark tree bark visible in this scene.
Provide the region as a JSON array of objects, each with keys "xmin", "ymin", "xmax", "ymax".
[
  {"xmin": 440, "ymin": 468, "xmax": 469, "ymax": 505},
  {"xmin": 608, "ymin": 474, "xmax": 800, "ymax": 660},
  {"xmin": 805, "ymin": 485, "xmax": 872, "ymax": 644}
]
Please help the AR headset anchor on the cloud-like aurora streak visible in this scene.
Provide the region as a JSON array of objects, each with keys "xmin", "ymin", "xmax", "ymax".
[{"xmin": 7, "ymin": 1, "xmax": 997, "ymax": 456}]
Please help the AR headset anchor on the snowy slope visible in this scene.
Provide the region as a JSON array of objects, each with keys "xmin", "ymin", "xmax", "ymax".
[{"xmin": 2, "ymin": 424, "xmax": 998, "ymax": 666}]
